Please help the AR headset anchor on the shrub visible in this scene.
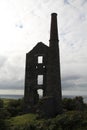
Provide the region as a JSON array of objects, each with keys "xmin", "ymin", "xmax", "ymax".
[
  {"xmin": 6, "ymin": 98, "xmax": 24, "ymax": 117},
  {"xmin": 62, "ymin": 96, "xmax": 85, "ymax": 111},
  {"xmin": 0, "ymin": 108, "xmax": 11, "ymax": 119},
  {"xmin": 0, "ymin": 119, "xmax": 7, "ymax": 130},
  {"xmin": 0, "ymin": 99, "xmax": 3, "ymax": 108},
  {"xmin": 55, "ymin": 111, "xmax": 84, "ymax": 130},
  {"xmin": 62, "ymin": 98, "xmax": 75, "ymax": 111}
]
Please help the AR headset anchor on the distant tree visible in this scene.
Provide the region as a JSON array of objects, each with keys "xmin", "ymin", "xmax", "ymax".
[
  {"xmin": 62, "ymin": 96, "xmax": 85, "ymax": 111},
  {"xmin": 74, "ymin": 96, "xmax": 85, "ymax": 111},
  {"xmin": 62, "ymin": 98, "xmax": 75, "ymax": 111}
]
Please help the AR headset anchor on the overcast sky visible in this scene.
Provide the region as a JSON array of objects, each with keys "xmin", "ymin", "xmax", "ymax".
[{"xmin": 0, "ymin": 0, "xmax": 87, "ymax": 95}]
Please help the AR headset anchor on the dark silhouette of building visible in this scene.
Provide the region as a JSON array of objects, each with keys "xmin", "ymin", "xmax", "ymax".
[{"xmin": 24, "ymin": 13, "xmax": 62, "ymax": 117}]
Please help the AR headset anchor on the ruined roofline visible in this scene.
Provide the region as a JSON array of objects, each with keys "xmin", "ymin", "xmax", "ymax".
[{"xmin": 27, "ymin": 42, "xmax": 49, "ymax": 55}]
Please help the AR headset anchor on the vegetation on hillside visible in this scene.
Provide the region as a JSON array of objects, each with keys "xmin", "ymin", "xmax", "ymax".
[{"xmin": 0, "ymin": 96, "xmax": 87, "ymax": 130}]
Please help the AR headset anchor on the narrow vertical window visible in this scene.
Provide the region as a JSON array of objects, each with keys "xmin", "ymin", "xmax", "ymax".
[
  {"xmin": 38, "ymin": 56, "xmax": 43, "ymax": 63},
  {"xmin": 37, "ymin": 75, "xmax": 43, "ymax": 85}
]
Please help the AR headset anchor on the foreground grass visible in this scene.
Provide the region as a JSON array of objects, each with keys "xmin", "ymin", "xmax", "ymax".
[
  {"xmin": 6, "ymin": 113, "xmax": 37, "ymax": 129},
  {"xmin": 1, "ymin": 97, "xmax": 87, "ymax": 130},
  {"xmin": 7, "ymin": 113, "xmax": 37, "ymax": 125},
  {"xmin": 5, "ymin": 111, "xmax": 87, "ymax": 130}
]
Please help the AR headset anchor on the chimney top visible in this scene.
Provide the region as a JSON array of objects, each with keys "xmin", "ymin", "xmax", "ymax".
[
  {"xmin": 51, "ymin": 13, "xmax": 57, "ymax": 16},
  {"xmin": 50, "ymin": 12, "xmax": 58, "ymax": 42}
]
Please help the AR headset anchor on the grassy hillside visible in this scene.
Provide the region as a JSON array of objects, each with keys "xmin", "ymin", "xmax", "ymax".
[
  {"xmin": 0, "ymin": 97, "xmax": 87, "ymax": 130},
  {"xmin": 6, "ymin": 113, "xmax": 37, "ymax": 130},
  {"xmin": 5, "ymin": 111, "xmax": 87, "ymax": 130}
]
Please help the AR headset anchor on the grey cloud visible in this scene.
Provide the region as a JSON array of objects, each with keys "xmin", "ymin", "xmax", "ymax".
[
  {"xmin": 0, "ymin": 79, "xmax": 24, "ymax": 90},
  {"xmin": 0, "ymin": 55, "xmax": 25, "ymax": 90},
  {"xmin": 61, "ymin": 74, "xmax": 87, "ymax": 91},
  {"xmin": 61, "ymin": 75, "xmax": 80, "ymax": 90},
  {"xmin": 79, "ymin": 14, "xmax": 86, "ymax": 21},
  {"xmin": 0, "ymin": 56, "xmax": 7, "ymax": 68},
  {"xmin": 78, "ymin": 83, "xmax": 87, "ymax": 89},
  {"xmin": 15, "ymin": 24, "xmax": 23, "ymax": 29},
  {"xmin": 82, "ymin": 0, "xmax": 87, "ymax": 5},
  {"xmin": 64, "ymin": 0, "xmax": 70, "ymax": 5},
  {"xmin": 64, "ymin": 0, "xmax": 87, "ymax": 6},
  {"xmin": 62, "ymin": 80, "xmax": 75, "ymax": 90},
  {"xmin": 62, "ymin": 75, "xmax": 81, "ymax": 82}
]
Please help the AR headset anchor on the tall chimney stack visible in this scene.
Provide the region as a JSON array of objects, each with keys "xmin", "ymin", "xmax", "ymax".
[
  {"xmin": 50, "ymin": 13, "xmax": 59, "ymax": 47},
  {"xmin": 46, "ymin": 13, "xmax": 62, "ymax": 115}
]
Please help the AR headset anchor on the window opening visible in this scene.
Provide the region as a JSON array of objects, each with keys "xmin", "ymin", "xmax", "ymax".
[
  {"xmin": 37, "ymin": 75, "xmax": 43, "ymax": 85},
  {"xmin": 43, "ymin": 66, "xmax": 45, "ymax": 68},
  {"xmin": 36, "ymin": 66, "xmax": 38, "ymax": 69},
  {"xmin": 38, "ymin": 56, "xmax": 43, "ymax": 63},
  {"xmin": 37, "ymin": 89, "xmax": 43, "ymax": 99}
]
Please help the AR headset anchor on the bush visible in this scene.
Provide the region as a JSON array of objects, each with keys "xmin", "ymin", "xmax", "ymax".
[
  {"xmin": 0, "ymin": 99, "xmax": 3, "ymax": 108},
  {"xmin": 6, "ymin": 98, "xmax": 24, "ymax": 117},
  {"xmin": 5, "ymin": 111, "xmax": 87, "ymax": 130},
  {"xmin": 0, "ymin": 119, "xmax": 6, "ymax": 130},
  {"xmin": 0, "ymin": 108, "xmax": 11, "ymax": 119},
  {"xmin": 55, "ymin": 111, "xmax": 84, "ymax": 130},
  {"xmin": 62, "ymin": 96, "xmax": 85, "ymax": 111},
  {"xmin": 73, "ymin": 96, "xmax": 85, "ymax": 111},
  {"xmin": 62, "ymin": 98, "xmax": 75, "ymax": 111}
]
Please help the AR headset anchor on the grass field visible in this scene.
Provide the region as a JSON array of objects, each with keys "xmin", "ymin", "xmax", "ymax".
[
  {"xmin": 6, "ymin": 113, "xmax": 37, "ymax": 130},
  {"xmin": 4, "ymin": 111, "xmax": 87, "ymax": 130},
  {"xmin": 0, "ymin": 97, "xmax": 87, "ymax": 130}
]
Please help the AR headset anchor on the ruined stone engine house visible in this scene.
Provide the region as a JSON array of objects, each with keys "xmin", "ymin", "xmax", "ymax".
[{"xmin": 24, "ymin": 13, "xmax": 62, "ymax": 117}]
